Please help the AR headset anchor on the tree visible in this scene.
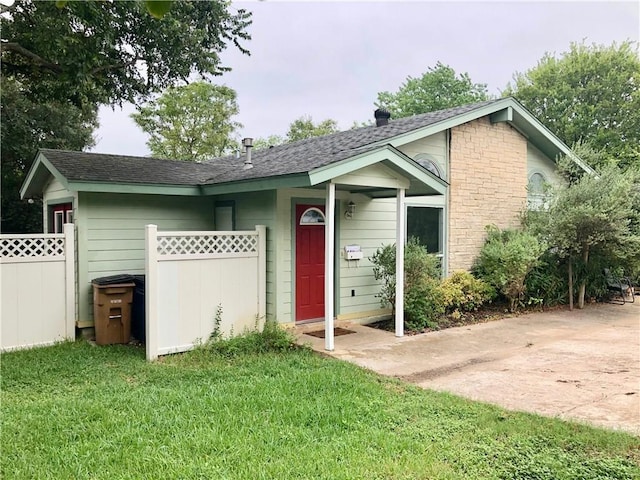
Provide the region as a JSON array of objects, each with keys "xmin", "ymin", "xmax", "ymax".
[
  {"xmin": 53, "ymin": 0, "xmax": 176, "ymax": 19},
  {"xmin": 253, "ymin": 135, "xmax": 286, "ymax": 151},
  {"xmin": 1, "ymin": 78, "xmax": 97, "ymax": 233},
  {"xmin": 529, "ymin": 166, "xmax": 640, "ymax": 309},
  {"xmin": 1, "ymin": 1, "xmax": 251, "ymax": 108},
  {"xmin": 131, "ymin": 82, "xmax": 241, "ymax": 160},
  {"xmin": 375, "ymin": 62, "xmax": 490, "ymax": 119},
  {"xmin": 286, "ymin": 116, "xmax": 339, "ymax": 142},
  {"xmin": 252, "ymin": 116, "xmax": 340, "ymax": 150},
  {"xmin": 1, "ymin": 0, "xmax": 251, "ymax": 231},
  {"xmin": 506, "ymin": 41, "xmax": 640, "ymax": 171}
]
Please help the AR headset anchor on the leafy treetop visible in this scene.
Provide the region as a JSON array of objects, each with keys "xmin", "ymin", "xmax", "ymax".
[
  {"xmin": 253, "ymin": 116, "xmax": 340, "ymax": 150},
  {"xmin": 505, "ymin": 41, "xmax": 640, "ymax": 171},
  {"xmin": 376, "ymin": 62, "xmax": 490, "ymax": 119},
  {"xmin": 131, "ymin": 81, "xmax": 241, "ymax": 161},
  {"xmin": 1, "ymin": 0, "xmax": 252, "ymax": 107}
]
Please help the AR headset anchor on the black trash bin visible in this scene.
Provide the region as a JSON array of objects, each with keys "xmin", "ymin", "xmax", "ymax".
[
  {"xmin": 92, "ymin": 274, "xmax": 135, "ymax": 345},
  {"xmin": 131, "ymin": 275, "xmax": 146, "ymax": 343}
]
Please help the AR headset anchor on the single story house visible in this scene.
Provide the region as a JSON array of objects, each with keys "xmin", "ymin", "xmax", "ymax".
[{"xmin": 21, "ymin": 97, "xmax": 592, "ymax": 336}]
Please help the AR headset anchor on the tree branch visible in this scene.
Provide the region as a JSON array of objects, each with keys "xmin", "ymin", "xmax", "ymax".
[
  {"xmin": 0, "ymin": 2, "xmax": 18, "ymax": 15},
  {"xmin": 1, "ymin": 42, "xmax": 62, "ymax": 73},
  {"xmin": 88, "ymin": 56, "xmax": 140, "ymax": 77}
]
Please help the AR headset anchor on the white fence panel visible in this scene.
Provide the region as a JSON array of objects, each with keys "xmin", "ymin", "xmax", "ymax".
[
  {"xmin": 145, "ymin": 225, "xmax": 267, "ymax": 360},
  {"xmin": 1, "ymin": 224, "xmax": 76, "ymax": 352}
]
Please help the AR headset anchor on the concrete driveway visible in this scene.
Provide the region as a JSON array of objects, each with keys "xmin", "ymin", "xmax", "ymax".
[{"xmin": 297, "ymin": 300, "xmax": 640, "ymax": 435}]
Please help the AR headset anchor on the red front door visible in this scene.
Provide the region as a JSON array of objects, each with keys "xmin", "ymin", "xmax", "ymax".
[{"xmin": 295, "ymin": 204, "xmax": 325, "ymax": 321}]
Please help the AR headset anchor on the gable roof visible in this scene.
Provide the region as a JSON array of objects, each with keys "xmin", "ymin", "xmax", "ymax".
[{"xmin": 21, "ymin": 97, "xmax": 592, "ymax": 198}]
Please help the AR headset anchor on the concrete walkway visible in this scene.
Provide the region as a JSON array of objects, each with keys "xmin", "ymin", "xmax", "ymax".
[{"xmin": 296, "ymin": 300, "xmax": 640, "ymax": 435}]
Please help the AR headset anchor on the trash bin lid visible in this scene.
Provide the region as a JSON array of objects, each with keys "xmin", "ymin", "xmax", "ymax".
[{"xmin": 92, "ymin": 274, "xmax": 135, "ymax": 286}]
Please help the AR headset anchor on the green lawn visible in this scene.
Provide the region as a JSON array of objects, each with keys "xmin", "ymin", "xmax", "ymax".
[{"xmin": 2, "ymin": 340, "xmax": 638, "ymax": 479}]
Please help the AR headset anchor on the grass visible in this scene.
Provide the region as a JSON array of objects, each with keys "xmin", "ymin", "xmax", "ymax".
[{"xmin": 2, "ymin": 337, "xmax": 639, "ymax": 479}]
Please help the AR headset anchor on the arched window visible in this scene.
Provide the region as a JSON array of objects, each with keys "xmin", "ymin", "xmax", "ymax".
[
  {"xmin": 299, "ymin": 207, "xmax": 325, "ymax": 225},
  {"xmin": 528, "ymin": 172, "xmax": 546, "ymax": 195},
  {"xmin": 528, "ymin": 172, "xmax": 548, "ymax": 209},
  {"xmin": 414, "ymin": 154, "xmax": 442, "ymax": 178}
]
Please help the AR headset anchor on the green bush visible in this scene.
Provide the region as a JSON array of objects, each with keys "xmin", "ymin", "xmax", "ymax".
[
  {"xmin": 370, "ymin": 237, "xmax": 441, "ymax": 310},
  {"xmin": 473, "ymin": 226, "xmax": 545, "ymax": 312},
  {"xmin": 438, "ymin": 271, "xmax": 495, "ymax": 314},
  {"xmin": 523, "ymin": 251, "xmax": 568, "ymax": 307},
  {"xmin": 370, "ymin": 238, "xmax": 442, "ymax": 331},
  {"xmin": 404, "ymin": 278, "xmax": 445, "ymax": 331}
]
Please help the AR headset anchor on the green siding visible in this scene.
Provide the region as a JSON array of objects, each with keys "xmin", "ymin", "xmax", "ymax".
[
  {"xmin": 78, "ymin": 192, "xmax": 215, "ymax": 324},
  {"xmin": 527, "ymin": 142, "xmax": 560, "ymax": 184},
  {"xmin": 338, "ymin": 196, "xmax": 396, "ymax": 317},
  {"xmin": 215, "ymin": 191, "xmax": 277, "ymax": 321}
]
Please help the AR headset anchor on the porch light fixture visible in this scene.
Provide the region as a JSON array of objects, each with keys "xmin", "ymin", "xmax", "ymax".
[{"xmin": 344, "ymin": 201, "xmax": 356, "ymax": 219}]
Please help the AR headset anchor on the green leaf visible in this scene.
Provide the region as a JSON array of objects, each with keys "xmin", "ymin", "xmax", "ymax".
[
  {"xmin": 145, "ymin": 0, "xmax": 173, "ymax": 19},
  {"xmin": 55, "ymin": 1, "xmax": 68, "ymax": 8}
]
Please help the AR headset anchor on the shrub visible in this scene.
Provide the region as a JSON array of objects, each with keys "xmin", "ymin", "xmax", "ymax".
[
  {"xmin": 438, "ymin": 271, "xmax": 496, "ymax": 314},
  {"xmin": 370, "ymin": 237, "xmax": 441, "ymax": 310},
  {"xmin": 404, "ymin": 278, "xmax": 445, "ymax": 331},
  {"xmin": 370, "ymin": 238, "xmax": 442, "ymax": 331},
  {"xmin": 523, "ymin": 251, "xmax": 567, "ymax": 307},
  {"xmin": 473, "ymin": 226, "xmax": 545, "ymax": 312}
]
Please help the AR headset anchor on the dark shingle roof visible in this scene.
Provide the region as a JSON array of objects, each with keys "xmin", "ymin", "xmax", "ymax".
[
  {"xmin": 39, "ymin": 149, "xmax": 216, "ymax": 185},
  {"xmin": 41, "ymin": 98, "xmax": 503, "ymax": 187}
]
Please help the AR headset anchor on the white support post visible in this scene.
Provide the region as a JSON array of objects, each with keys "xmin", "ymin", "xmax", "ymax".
[
  {"xmin": 324, "ymin": 183, "xmax": 336, "ymax": 351},
  {"xmin": 63, "ymin": 223, "xmax": 76, "ymax": 340},
  {"xmin": 395, "ymin": 188, "xmax": 405, "ymax": 337},
  {"xmin": 256, "ymin": 225, "xmax": 267, "ymax": 328},
  {"xmin": 145, "ymin": 224, "xmax": 159, "ymax": 361}
]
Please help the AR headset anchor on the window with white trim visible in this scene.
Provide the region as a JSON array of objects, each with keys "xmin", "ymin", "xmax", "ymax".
[
  {"xmin": 49, "ymin": 203, "xmax": 73, "ymax": 233},
  {"xmin": 414, "ymin": 153, "xmax": 443, "ymax": 179},
  {"xmin": 406, "ymin": 206, "xmax": 443, "ymax": 255},
  {"xmin": 299, "ymin": 207, "xmax": 326, "ymax": 225}
]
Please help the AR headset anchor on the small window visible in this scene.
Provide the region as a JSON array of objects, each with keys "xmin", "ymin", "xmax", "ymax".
[
  {"xmin": 414, "ymin": 154, "xmax": 442, "ymax": 178},
  {"xmin": 49, "ymin": 203, "xmax": 73, "ymax": 234},
  {"xmin": 299, "ymin": 207, "xmax": 325, "ymax": 225}
]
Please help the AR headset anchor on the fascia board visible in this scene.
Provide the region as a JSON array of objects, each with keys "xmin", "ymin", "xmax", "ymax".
[
  {"xmin": 378, "ymin": 98, "xmax": 515, "ymax": 148},
  {"xmin": 66, "ymin": 181, "xmax": 202, "ymax": 196},
  {"xmin": 20, "ymin": 152, "xmax": 71, "ymax": 199},
  {"xmin": 509, "ymin": 103, "xmax": 596, "ymax": 174},
  {"xmin": 199, "ymin": 174, "xmax": 311, "ymax": 196}
]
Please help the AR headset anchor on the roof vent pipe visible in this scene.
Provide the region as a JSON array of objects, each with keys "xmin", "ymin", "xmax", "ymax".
[
  {"xmin": 242, "ymin": 137, "xmax": 253, "ymax": 169},
  {"xmin": 374, "ymin": 108, "xmax": 391, "ymax": 127}
]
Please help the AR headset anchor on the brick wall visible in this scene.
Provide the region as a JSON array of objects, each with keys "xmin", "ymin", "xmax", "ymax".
[{"xmin": 448, "ymin": 117, "xmax": 527, "ymax": 271}]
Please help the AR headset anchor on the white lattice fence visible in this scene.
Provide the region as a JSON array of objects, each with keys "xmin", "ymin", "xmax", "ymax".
[
  {"xmin": 1, "ymin": 225, "xmax": 76, "ymax": 351},
  {"xmin": 145, "ymin": 225, "xmax": 267, "ymax": 360},
  {"xmin": 157, "ymin": 232, "xmax": 258, "ymax": 258},
  {"xmin": 0, "ymin": 234, "xmax": 65, "ymax": 262}
]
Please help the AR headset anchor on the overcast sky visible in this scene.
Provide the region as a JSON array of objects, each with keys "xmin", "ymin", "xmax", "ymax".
[{"xmin": 92, "ymin": 0, "xmax": 640, "ymax": 157}]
